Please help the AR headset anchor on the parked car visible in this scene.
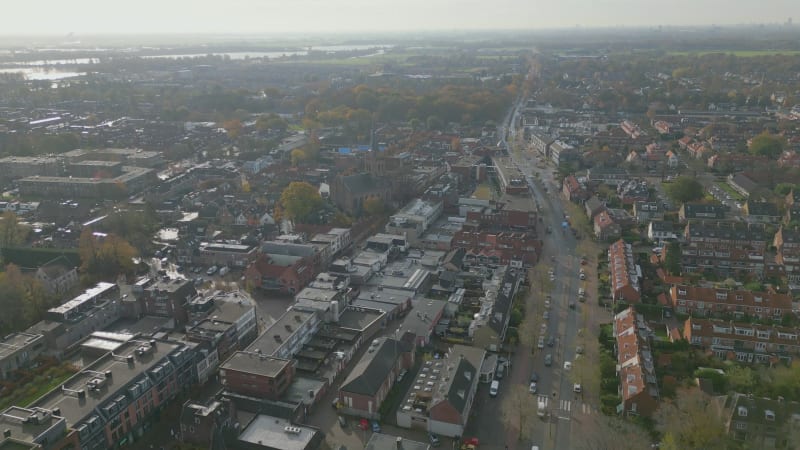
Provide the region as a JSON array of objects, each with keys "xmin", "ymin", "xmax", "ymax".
[
  {"xmin": 544, "ymin": 354, "xmax": 552, "ymax": 366},
  {"xmin": 206, "ymin": 265, "xmax": 218, "ymax": 276},
  {"xmin": 396, "ymin": 369, "xmax": 408, "ymax": 383},
  {"xmin": 489, "ymin": 380, "xmax": 500, "ymax": 397},
  {"xmin": 537, "ymin": 336, "xmax": 545, "ymax": 349},
  {"xmin": 371, "ymin": 421, "xmax": 381, "ymax": 433},
  {"xmin": 429, "ymin": 433, "xmax": 442, "ymax": 447},
  {"xmin": 573, "ymin": 383, "xmax": 582, "ymax": 393},
  {"xmin": 530, "ymin": 371, "xmax": 539, "ymax": 382},
  {"xmin": 547, "ymin": 336, "xmax": 555, "ymax": 347},
  {"xmin": 358, "ymin": 418, "xmax": 369, "ymax": 430},
  {"xmin": 529, "ymin": 382, "xmax": 537, "ymax": 394},
  {"xmin": 338, "ymin": 416, "xmax": 347, "ymax": 427}
]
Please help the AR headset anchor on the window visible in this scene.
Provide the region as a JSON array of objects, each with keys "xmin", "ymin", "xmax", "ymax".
[{"xmin": 736, "ymin": 422, "xmax": 747, "ymax": 430}]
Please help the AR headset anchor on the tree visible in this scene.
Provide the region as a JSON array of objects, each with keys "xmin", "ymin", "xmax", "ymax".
[
  {"xmin": 664, "ymin": 176, "xmax": 704, "ymax": 203},
  {"xmin": 576, "ymin": 416, "xmax": 653, "ymax": 450},
  {"xmin": 0, "ymin": 211, "xmax": 29, "ymax": 248},
  {"xmin": 222, "ymin": 119, "xmax": 243, "ymax": 139},
  {"xmin": 656, "ymin": 389, "xmax": 732, "ymax": 450},
  {"xmin": 426, "ymin": 115, "xmax": 444, "ymax": 131},
  {"xmin": 79, "ymin": 229, "xmax": 138, "ymax": 283},
  {"xmin": 290, "ymin": 148, "xmax": 309, "ymax": 166},
  {"xmin": 774, "ymin": 182, "xmax": 797, "ymax": 196},
  {"xmin": 279, "ymin": 182, "xmax": 323, "ymax": 223},
  {"xmin": 725, "ymin": 365, "xmax": 756, "ymax": 393},
  {"xmin": 503, "ymin": 384, "xmax": 535, "ymax": 442},
  {"xmin": 749, "ymin": 132, "xmax": 786, "ymax": 158},
  {"xmin": 362, "ymin": 196, "xmax": 385, "ymax": 217},
  {"xmin": 0, "ymin": 264, "xmax": 53, "ymax": 334},
  {"xmin": 664, "ymin": 242, "xmax": 681, "ymax": 275},
  {"xmin": 255, "ymin": 114, "xmax": 288, "ymax": 132}
]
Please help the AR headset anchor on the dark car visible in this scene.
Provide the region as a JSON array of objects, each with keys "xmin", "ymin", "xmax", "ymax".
[
  {"xmin": 530, "ymin": 371, "xmax": 539, "ymax": 382},
  {"xmin": 547, "ymin": 336, "xmax": 555, "ymax": 347},
  {"xmin": 429, "ymin": 433, "xmax": 442, "ymax": 447}
]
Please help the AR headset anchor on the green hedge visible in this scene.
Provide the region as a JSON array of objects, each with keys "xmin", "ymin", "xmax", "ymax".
[{"xmin": 1, "ymin": 247, "xmax": 80, "ymax": 269}]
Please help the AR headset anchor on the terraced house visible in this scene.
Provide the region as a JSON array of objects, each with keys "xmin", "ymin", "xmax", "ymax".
[
  {"xmin": 683, "ymin": 317, "xmax": 800, "ymax": 365},
  {"xmin": 669, "ymin": 284, "xmax": 792, "ymax": 320},
  {"xmin": 681, "ymin": 220, "xmax": 768, "ymax": 278}
]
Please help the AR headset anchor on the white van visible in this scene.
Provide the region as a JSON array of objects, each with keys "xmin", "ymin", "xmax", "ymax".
[{"xmin": 489, "ymin": 380, "xmax": 499, "ymax": 397}]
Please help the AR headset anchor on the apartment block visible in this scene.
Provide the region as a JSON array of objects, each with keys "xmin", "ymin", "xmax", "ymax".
[
  {"xmin": 669, "ymin": 285, "xmax": 791, "ymax": 320},
  {"xmin": 684, "ymin": 317, "xmax": 800, "ymax": 365},
  {"xmin": 681, "ymin": 221, "xmax": 768, "ymax": 278}
]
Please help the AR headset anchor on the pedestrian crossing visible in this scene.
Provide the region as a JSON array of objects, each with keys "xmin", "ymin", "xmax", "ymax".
[{"xmin": 537, "ymin": 396, "xmax": 597, "ymax": 416}]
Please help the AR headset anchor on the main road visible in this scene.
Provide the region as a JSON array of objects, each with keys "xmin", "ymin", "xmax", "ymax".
[{"xmin": 500, "ymin": 97, "xmax": 594, "ymax": 450}]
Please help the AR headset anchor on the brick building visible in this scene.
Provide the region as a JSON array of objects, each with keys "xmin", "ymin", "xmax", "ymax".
[
  {"xmin": 669, "ymin": 284, "xmax": 791, "ymax": 320},
  {"xmin": 683, "ymin": 317, "xmax": 800, "ymax": 365},
  {"xmin": 681, "ymin": 221, "xmax": 768, "ymax": 278},
  {"xmin": 608, "ymin": 239, "xmax": 641, "ymax": 303},
  {"xmin": 219, "ymin": 351, "xmax": 295, "ymax": 400}
]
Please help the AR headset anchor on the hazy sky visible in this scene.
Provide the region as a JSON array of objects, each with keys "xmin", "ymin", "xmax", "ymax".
[{"xmin": 1, "ymin": 0, "xmax": 799, "ymax": 35}]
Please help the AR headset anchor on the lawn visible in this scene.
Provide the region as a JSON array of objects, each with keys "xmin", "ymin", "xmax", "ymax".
[
  {"xmin": 716, "ymin": 181, "xmax": 745, "ymax": 201},
  {"xmin": 472, "ymin": 183, "xmax": 494, "ymax": 200},
  {"xmin": 0, "ymin": 364, "xmax": 78, "ymax": 410}
]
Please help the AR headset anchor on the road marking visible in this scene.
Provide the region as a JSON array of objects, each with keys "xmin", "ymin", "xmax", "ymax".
[{"xmin": 560, "ymin": 400, "xmax": 571, "ymax": 412}]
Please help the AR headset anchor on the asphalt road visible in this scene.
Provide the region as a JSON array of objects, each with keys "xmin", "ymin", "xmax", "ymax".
[{"xmin": 497, "ymin": 96, "xmax": 601, "ymax": 450}]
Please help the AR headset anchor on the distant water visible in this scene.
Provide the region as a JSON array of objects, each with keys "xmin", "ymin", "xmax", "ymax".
[
  {"xmin": 0, "ymin": 67, "xmax": 86, "ymax": 80},
  {"xmin": 143, "ymin": 51, "xmax": 308, "ymax": 60},
  {"xmin": 0, "ymin": 44, "xmax": 395, "ymax": 72}
]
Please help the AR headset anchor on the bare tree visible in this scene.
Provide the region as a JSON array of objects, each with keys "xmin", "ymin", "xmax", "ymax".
[
  {"xmin": 502, "ymin": 384, "xmax": 535, "ymax": 442},
  {"xmin": 575, "ymin": 415, "xmax": 653, "ymax": 450},
  {"xmin": 655, "ymin": 388, "xmax": 732, "ymax": 450}
]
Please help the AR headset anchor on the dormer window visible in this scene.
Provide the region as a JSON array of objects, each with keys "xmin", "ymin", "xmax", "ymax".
[
  {"xmin": 738, "ymin": 406, "xmax": 748, "ymax": 417},
  {"xmin": 765, "ymin": 410, "xmax": 776, "ymax": 421}
]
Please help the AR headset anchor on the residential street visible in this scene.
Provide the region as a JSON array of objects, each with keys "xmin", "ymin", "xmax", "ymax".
[{"xmin": 483, "ymin": 101, "xmax": 612, "ymax": 450}]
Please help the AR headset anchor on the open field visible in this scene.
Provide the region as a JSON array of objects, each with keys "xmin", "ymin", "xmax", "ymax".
[
  {"xmin": 716, "ymin": 181, "xmax": 746, "ymax": 201},
  {"xmin": 668, "ymin": 50, "xmax": 800, "ymax": 57}
]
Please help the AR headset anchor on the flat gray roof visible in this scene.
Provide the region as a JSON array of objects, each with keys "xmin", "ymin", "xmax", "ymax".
[
  {"xmin": 246, "ymin": 308, "xmax": 317, "ymax": 357},
  {"xmin": 238, "ymin": 414, "xmax": 316, "ymax": 450},
  {"xmin": 0, "ymin": 333, "xmax": 43, "ymax": 359},
  {"xmin": 366, "ymin": 433, "xmax": 429, "ymax": 450},
  {"xmin": 336, "ymin": 307, "xmax": 385, "ymax": 331},
  {"xmin": 220, "ymin": 351, "xmax": 290, "ymax": 378},
  {"xmin": 0, "ymin": 406, "xmax": 64, "ymax": 443},
  {"xmin": 31, "ymin": 340, "xmax": 182, "ymax": 426}
]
